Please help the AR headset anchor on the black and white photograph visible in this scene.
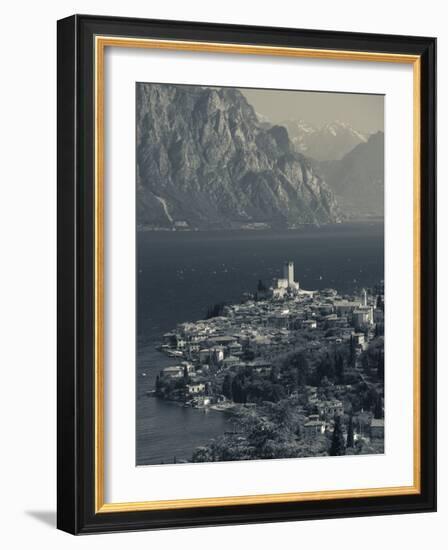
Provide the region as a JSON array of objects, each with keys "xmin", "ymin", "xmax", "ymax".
[
  {"xmin": 136, "ymin": 83, "xmax": 385, "ymax": 466},
  {"xmin": 0, "ymin": 0, "xmax": 441, "ymax": 543}
]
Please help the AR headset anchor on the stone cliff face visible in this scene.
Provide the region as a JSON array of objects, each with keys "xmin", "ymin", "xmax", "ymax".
[{"xmin": 137, "ymin": 84, "xmax": 342, "ymax": 230}]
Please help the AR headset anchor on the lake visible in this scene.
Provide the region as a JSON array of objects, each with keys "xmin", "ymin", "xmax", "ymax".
[{"xmin": 136, "ymin": 222, "xmax": 384, "ymax": 465}]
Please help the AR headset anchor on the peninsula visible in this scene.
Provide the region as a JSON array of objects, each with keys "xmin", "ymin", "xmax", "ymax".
[{"xmin": 153, "ymin": 261, "xmax": 385, "ymax": 462}]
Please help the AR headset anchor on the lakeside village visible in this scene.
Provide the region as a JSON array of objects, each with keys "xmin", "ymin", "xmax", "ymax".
[{"xmin": 153, "ymin": 261, "xmax": 385, "ymax": 462}]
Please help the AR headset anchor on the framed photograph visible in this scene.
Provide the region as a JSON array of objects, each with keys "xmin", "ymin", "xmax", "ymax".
[{"xmin": 57, "ymin": 14, "xmax": 436, "ymax": 534}]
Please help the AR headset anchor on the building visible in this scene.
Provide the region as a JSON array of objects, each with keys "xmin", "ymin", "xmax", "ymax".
[
  {"xmin": 222, "ymin": 355, "xmax": 240, "ymax": 368},
  {"xmin": 268, "ymin": 312, "xmax": 291, "ymax": 328},
  {"xmin": 370, "ymin": 418, "xmax": 384, "ymax": 438},
  {"xmin": 247, "ymin": 359, "xmax": 272, "ymax": 376},
  {"xmin": 207, "ymin": 336, "xmax": 237, "ymax": 347},
  {"xmin": 199, "ymin": 347, "xmax": 224, "ymax": 364},
  {"xmin": 303, "ymin": 419, "xmax": 326, "ymax": 439},
  {"xmin": 273, "ymin": 278, "xmax": 289, "ymax": 289},
  {"xmin": 161, "ymin": 366, "xmax": 184, "ymax": 378},
  {"xmin": 334, "ymin": 300, "xmax": 361, "ymax": 317},
  {"xmin": 316, "ymin": 304, "xmax": 334, "ymax": 316},
  {"xmin": 352, "ymin": 310, "xmax": 369, "ymax": 329},
  {"xmin": 352, "ymin": 306, "xmax": 374, "ymax": 328},
  {"xmin": 351, "ymin": 332, "xmax": 366, "ymax": 350},
  {"xmin": 268, "ymin": 261, "xmax": 302, "ymax": 297},
  {"xmin": 317, "ymin": 399, "xmax": 344, "ymax": 418},
  {"xmin": 180, "ymin": 361, "xmax": 195, "ymax": 373},
  {"xmin": 175, "ymin": 336, "xmax": 187, "ymax": 350},
  {"xmin": 351, "ymin": 332, "xmax": 366, "ymax": 346},
  {"xmin": 198, "ymin": 348, "xmax": 212, "ymax": 363},
  {"xmin": 187, "ymin": 343, "xmax": 200, "ymax": 358},
  {"xmin": 186, "ymin": 383, "xmax": 206, "ymax": 395},
  {"xmin": 228, "ymin": 341, "xmax": 243, "ymax": 355}
]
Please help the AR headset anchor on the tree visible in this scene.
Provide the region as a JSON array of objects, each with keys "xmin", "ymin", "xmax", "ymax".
[
  {"xmin": 281, "ymin": 350, "xmax": 309, "ymax": 389},
  {"xmin": 231, "ymin": 376, "xmax": 246, "ymax": 403},
  {"xmin": 295, "ymin": 353, "xmax": 309, "ymax": 387},
  {"xmin": 269, "ymin": 364, "xmax": 279, "ymax": 383},
  {"xmin": 377, "ymin": 350, "xmax": 385, "ymax": 382},
  {"xmin": 315, "ymin": 353, "xmax": 336, "ymax": 385},
  {"xmin": 257, "ymin": 279, "xmax": 267, "ymax": 292},
  {"xmin": 222, "ymin": 373, "xmax": 233, "ymax": 400},
  {"xmin": 376, "ymin": 294, "xmax": 384, "ymax": 311},
  {"xmin": 205, "ymin": 302, "xmax": 226, "ymax": 319},
  {"xmin": 242, "ymin": 348, "xmax": 255, "ymax": 361},
  {"xmin": 268, "ymin": 383, "xmax": 286, "ymax": 402},
  {"xmin": 191, "ymin": 446, "xmax": 214, "ymax": 462},
  {"xmin": 346, "ymin": 415, "xmax": 354, "ymax": 448},
  {"xmin": 183, "ymin": 365, "xmax": 190, "ymax": 381},
  {"xmin": 329, "ymin": 415, "xmax": 346, "ymax": 456},
  {"xmin": 375, "ymin": 322, "xmax": 384, "ymax": 337},
  {"xmin": 349, "ymin": 335, "xmax": 357, "ymax": 368},
  {"xmin": 335, "ymin": 353, "xmax": 345, "ymax": 384},
  {"xmin": 374, "ymin": 396, "xmax": 383, "ymax": 419}
]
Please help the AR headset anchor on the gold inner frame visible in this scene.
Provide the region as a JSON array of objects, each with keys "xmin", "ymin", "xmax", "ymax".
[{"xmin": 94, "ymin": 35, "xmax": 422, "ymax": 514}]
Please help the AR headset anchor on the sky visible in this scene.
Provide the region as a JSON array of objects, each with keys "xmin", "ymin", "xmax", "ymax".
[{"xmin": 241, "ymin": 88, "xmax": 384, "ymax": 133}]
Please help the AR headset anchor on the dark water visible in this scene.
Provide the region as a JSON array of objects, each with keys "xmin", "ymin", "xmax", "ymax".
[{"xmin": 136, "ymin": 223, "xmax": 384, "ymax": 465}]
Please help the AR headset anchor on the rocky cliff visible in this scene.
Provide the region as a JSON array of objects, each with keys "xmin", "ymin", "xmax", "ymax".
[{"xmin": 136, "ymin": 84, "xmax": 342, "ymax": 230}]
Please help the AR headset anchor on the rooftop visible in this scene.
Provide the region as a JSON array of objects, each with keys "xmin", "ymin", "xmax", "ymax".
[{"xmin": 371, "ymin": 419, "xmax": 384, "ymax": 427}]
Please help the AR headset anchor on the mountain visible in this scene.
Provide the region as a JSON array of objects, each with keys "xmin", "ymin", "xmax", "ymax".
[
  {"xmin": 280, "ymin": 120, "xmax": 368, "ymax": 162},
  {"xmin": 254, "ymin": 111, "xmax": 272, "ymax": 130},
  {"xmin": 317, "ymin": 131, "xmax": 384, "ymax": 219},
  {"xmin": 136, "ymin": 84, "xmax": 342, "ymax": 230}
]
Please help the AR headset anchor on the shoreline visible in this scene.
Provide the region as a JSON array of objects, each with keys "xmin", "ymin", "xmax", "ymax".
[{"xmin": 137, "ymin": 219, "xmax": 384, "ymax": 233}]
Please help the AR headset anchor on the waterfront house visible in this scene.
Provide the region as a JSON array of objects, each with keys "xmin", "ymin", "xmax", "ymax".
[
  {"xmin": 175, "ymin": 336, "xmax": 187, "ymax": 350},
  {"xmin": 186, "ymin": 383, "xmax": 206, "ymax": 395},
  {"xmin": 161, "ymin": 366, "xmax": 184, "ymax": 378},
  {"xmin": 192, "ymin": 396, "xmax": 211, "ymax": 408}
]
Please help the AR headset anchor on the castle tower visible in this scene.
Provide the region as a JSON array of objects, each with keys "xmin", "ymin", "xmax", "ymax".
[
  {"xmin": 283, "ymin": 261, "xmax": 294, "ymax": 286},
  {"xmin": 362, "ymin": 288, "xmax": 367, "ymax": 307}
]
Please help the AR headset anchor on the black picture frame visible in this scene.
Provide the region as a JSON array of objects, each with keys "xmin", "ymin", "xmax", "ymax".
[{"xmin": 57, "ymin": 14, "xmax": 436, "ymax": 534}]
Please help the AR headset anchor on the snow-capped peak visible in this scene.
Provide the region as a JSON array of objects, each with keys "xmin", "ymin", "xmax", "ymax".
[{"xmin": 321, "ymin": 121, "xmax": 367, "ymax": 142}]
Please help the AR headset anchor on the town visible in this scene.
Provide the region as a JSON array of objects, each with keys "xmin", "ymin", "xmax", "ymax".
[{"xmin": 153, "ymin": 261, "xmax": 385, "ymax": 462}]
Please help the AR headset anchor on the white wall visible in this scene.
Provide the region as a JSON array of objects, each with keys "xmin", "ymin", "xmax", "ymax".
[{"xmin": 0, "ymin": 0, "xmax": 444, "ymax": 547}]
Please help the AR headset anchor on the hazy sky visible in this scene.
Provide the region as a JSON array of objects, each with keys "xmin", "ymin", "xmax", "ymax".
[{"xmin": 241, "ymin": 88, "xmax": 384, "ymax": 133}]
